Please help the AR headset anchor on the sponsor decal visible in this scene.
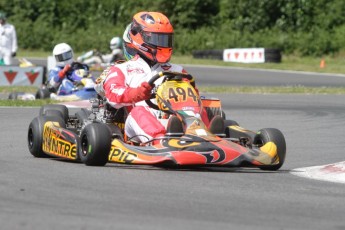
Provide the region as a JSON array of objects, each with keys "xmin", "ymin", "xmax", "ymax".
[
  {"xmin": 201, "ymin": 150, "xmax": 226, "ymax": 164},
  {"xmin": 25, "ymin": 70, "xmax": 40, "ymax": 84},
  {"xmin": 109, "ymin": 146, "xmax": 137, "ymax": 163},
  {"xmin": 42, "ymin": 123, "xmax": 77, "ymax": 159},
  {"xmin": 126, "ymin": 64, "xmax": 144, "ymax": 75},
  {"xmin": 4, "ymin": 70, "xmax": 17, "ymax": 84},
  {"xmin": 167, "ymin": 139, "xmax": 199, "ymax": 148},
  {"xmin": 114, "ymin": 122, "xmax": 125, "ymax": 130}
]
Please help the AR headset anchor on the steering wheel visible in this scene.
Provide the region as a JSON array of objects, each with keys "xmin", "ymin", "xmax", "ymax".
[{"xmin": 145, "ymin": 71, "xmax": 195, "ymax": 111}]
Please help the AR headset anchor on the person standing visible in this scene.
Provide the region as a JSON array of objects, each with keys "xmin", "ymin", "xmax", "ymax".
[{"xmin": 0, "ymin": 11, "xmax": 17, "ymax": 65}]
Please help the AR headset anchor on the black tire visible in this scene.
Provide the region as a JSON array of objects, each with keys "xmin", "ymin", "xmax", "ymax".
[
  {"xmin": 192, "ymin": 50, "xmax": 223, "ymax": 60},
  {"xmin": 253, "ymin": 128, "xmax": 286, "ymax": 171},
  {"xmin": 264, "ymin": 48, "xmax": 282, "ymax": 63},
  {"xmin": 36, "ymin": 88, "xmax": 51, "ymax": 99},
  {"xmin": 79, "ymin": 123, "xmax": 112, "ymax": 166},
  {"xmin": 106, "ymin": 124, "xmax": 124, "ymax": 141},
  {"xmin": 224, "ymin": 119, "xmax": 239, "ymax": 127},
  {"xmin": 8, "ymin": 92, "xmax": 19, "ymax": 100},
  {"xmin": 44, "ymin": 110, "xmax": 64, "ymax": 119},
  {"xmin": 39, "ymin": 104, "xmax": 69, "ymax": 123},
  {"xmin": 28, "ymin": 115, "xmax": 66, "ymax": 158}
]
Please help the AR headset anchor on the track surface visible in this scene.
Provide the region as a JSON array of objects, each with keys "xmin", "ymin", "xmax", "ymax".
[{"xmin": 1, "ymin": 62, "xmax": 345, "ymax": 229}]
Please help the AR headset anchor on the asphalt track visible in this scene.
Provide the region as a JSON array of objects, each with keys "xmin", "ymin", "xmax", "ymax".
[{"xmin": 1, "ymin": 60, "xmax": 345, "ymax": 229}]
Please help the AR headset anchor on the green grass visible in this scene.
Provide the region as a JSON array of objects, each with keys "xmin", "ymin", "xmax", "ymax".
[
  {"xmin": 0, "ymin": 99, "xmax": 55, "ymax": 107},
  {"xmin": 0, "ymin": 86, "xmax": 38, "ymax": 94},
  {"xmin": 1, "ymin": 85, "xmax": 345, "ymax": 107},
  {"xmin": 199, "ymin": 86, "xmax": 345, "ymax": 94},
  {"xmin": 171, "ymin": 54, "xmax": 345, "ymax": 75}
]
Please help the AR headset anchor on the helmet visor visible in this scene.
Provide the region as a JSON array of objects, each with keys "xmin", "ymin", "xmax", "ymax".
[
  {"xmin": 141, "ymin": 32, "xmax": 173, "ymax": 48},
  {"xmin": 55, "ymin": 50, "xmax": 73, "ymax": 62}
]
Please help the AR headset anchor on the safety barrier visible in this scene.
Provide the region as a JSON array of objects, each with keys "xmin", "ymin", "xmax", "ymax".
[
  {"xmin": 192, "ymin": 48, "xmax": 281, "ymax": 63},
  {"xmin": 0, "ymin": 66, "xmax": 45, "ymax": 86}
]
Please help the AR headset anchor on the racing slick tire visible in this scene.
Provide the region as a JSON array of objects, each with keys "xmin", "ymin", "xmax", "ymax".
[
  {"xmin": 39, "ymin": 104, "xmax": 69, "ymax": 123},
  {"xmin": 8, "ymin": 92, "xmax": 19, "ymax": 100},
  {"xmin": 28, "ymin": 115, "xmax": 66, "ymax": 158},
  {"xmin": 79, "ymin": 123, "xmax": 112, "ymax": 166},
  {"xmin": 253, "ymin": 128, "xmax": 286, "ymax": 171},
  {"xmin": 35, "ymin": 88, "xmax": 51, "ymax": 99}
]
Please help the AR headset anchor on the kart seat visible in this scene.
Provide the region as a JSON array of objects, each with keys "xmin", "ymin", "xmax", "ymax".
[
  {"xmin": 166, "ymin": 115, "xmax": 184, "ymax": 137},
  {"xmin": 208, "ymin": 115, "xmax": 226, "ymax": 137}
]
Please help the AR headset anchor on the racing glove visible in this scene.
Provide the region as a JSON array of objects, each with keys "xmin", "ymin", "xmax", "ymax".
[
  {"xmin": 126, "ymin": 82, "xmax": 152, "ymax": 103},
  {"xmin": 58, "ymin": 64, "xmax": 71, "ymax": 79}
]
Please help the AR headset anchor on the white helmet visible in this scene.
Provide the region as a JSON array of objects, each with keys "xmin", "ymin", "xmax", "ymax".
[
  {"xmin": 110, "ymin": 37, "xmax": 122, "ymax": 50},
  {"xmin": 53, "ymin": 43, "xmax": 74, "ymax": 66}
]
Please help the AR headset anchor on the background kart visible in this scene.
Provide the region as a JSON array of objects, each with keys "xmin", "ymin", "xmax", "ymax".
[
  {"xmin": 27, "ymin": 71, "xmax": 286, "ymax": 171},
  {"xmin": 8, "ymin": 63, "xmax": 97, "ymax": 101}
]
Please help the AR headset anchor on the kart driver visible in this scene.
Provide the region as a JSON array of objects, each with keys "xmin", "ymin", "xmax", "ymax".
[
  {"xmin": 95, "ymin": 11, "xmax": 209, "ymax": 144},
  {"xmin": 48, "ymin": 43, "xmax": 90, "ymax": 95}
]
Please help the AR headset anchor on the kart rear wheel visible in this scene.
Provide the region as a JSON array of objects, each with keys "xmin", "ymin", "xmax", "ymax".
[
  {"xmin": 36, "ymin": 88, "xmax": 51, "ymax": 99},
  {"xmin": 79, "ymin": 123, "xmax": 111, "ymax": 166},
  {"xmin": 8, "ymin": 92, "xmax": 19, "ymax": 100},
  {"xmin": 39, "ymin": 104, "xmax": 69, "ymax": 123},
  {"xmin": 254, "ymin": 128, "xmax": 286, "ymax": 171},
  {"xmin": 28, "ymin": 115, "xmax": 66, "ymax": 158}
]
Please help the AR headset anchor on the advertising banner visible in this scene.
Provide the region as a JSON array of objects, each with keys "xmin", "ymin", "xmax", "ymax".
[
  {"xmin": 223, "ymin": 48, "xmax": 265, "ymax": 63},
  {"xmin": 0, "ymin": 66, "xmax": 44, "ymax": 86}
]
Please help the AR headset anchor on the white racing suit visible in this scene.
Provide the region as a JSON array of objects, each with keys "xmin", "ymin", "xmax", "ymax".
[
  {"xmin": 95, "ymin": 55, "xmax": 187, "ymax": 143},
  {"xmin": 0, "ymin": 22, "xmax": 17, "ymax": 65}
]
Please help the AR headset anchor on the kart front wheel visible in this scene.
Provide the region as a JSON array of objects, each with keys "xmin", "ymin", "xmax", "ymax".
[
  {"xmin": 79, "ymin": 123, "xmax": 111, "ymax": 166},
  {"xmin": 254, "ymin": 128, "xmax": 286, "ymax": 171},
  {"xmin": 28, "ymin": 115, "xmax": 66, "ymax": 158}
]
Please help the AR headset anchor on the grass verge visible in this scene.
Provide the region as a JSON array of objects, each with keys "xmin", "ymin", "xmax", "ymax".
[{"xmin": 1, "ymin": 85, "xmax": 345, "ymax": 107}]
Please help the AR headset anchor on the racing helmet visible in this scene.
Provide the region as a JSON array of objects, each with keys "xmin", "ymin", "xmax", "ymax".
[
  {"xmin": 128, "ymin": 12, "xmax": 174, "ymax": 63},
  {"xmin": 122, "ymin": 23, "xmax": 137, "ymax": 61},
  {"xmin": 110, "ymin": 37, "xmax": 122, "ymax": 50},
  {"xmin": 53, "ymin": 43, "xmax": 74, "ymax": 67}
]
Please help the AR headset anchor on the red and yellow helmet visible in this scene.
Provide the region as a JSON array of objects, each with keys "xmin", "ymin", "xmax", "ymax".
[{"xmin": 128, "ymin": 12, "xmax": 174, "ymax": 63}]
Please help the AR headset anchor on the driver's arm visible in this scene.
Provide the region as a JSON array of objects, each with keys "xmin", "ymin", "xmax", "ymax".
[{"xmin": 103, "ymin": 66, "xmax": 152, "ymax": 107}]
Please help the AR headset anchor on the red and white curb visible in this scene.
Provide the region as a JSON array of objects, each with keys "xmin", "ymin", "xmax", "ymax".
[{"xmin": 291, "ymin": 161, "xmax": 345, "ymax": 184}]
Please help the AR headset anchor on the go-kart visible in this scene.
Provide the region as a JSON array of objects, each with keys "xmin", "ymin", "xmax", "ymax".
[
  {"xmin": 9, "ymin": 64, "xmax": 97, "ymax": 101},
  {"xmin": 27, "ymin": 71, "xmax": 286, "ymax": 170}
]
